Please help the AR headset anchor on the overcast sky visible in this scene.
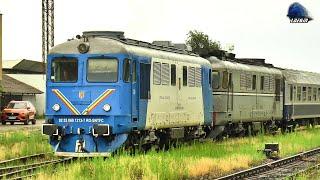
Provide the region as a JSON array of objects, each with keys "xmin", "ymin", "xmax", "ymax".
[{"xmin": 0, "ymin": 0, "xmax": 319, "ymax": 72}]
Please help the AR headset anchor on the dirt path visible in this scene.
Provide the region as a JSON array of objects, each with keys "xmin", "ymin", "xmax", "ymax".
[{"xmin": 0, "ymin": 119, "xmax": 44, "ymax": 133}]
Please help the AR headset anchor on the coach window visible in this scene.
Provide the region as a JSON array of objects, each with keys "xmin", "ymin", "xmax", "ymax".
[
  {"xmin": 212, "ymin": 71, "xmax": 220, "ymax": 89},
  {"xmin": 222, "ymin": 71, "xmax": 229, "ymax": 89},
  {"xmin": 260, "ymin": 76, "xmax": 264, "ymax": 90},
  {"xmin": 87, "ymin": 58, "xmax": 118, "ymax": 82},
  {"xmin": 297, "ymin": 86, "xmax": 302, "ymax": 101},
  {"xmin": 171, "ymin": 64, "xmax": 176, "ymax": 86},
  {"xmin": 123, "ymin": 59, "xmax": 130, "ymax": 82},
  {"xmin": 289, "ymin": 85, "xmax": 293, "ymax": 101},
  {"xmin": 183, "ymin": 66, "xmax": 188, "ymax": 86},
  {"xmin": 302, "ymin": 86, "xmax": 307, "ymax": 101},
  {"xmin": 313, "ymin": 87, "xmax": 317, "ymax": 101},
  {"xmin": 252, "ymin": 75, "xmax": 256, "ymax": 90},
  {"xmin": 308, "ymin": 87, "xmax": 312, "ymax": 101},
  {"xmin": 51, "ymin": 58, "xmax": 78, "ymax": 83}
]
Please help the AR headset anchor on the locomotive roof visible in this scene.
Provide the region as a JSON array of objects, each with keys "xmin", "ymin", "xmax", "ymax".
[
  {"xmin": 49, "ymin": 36, "xmax": 210, "ymax": 66},
  {"xmin": 208, "ymin": 57, "xmax": 282, "ymax": 75},
  {"xmin": 282, "ymin": 69, "xmax": 320, "ymax": 85}
]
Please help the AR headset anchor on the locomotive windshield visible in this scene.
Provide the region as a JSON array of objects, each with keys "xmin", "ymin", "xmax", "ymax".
[
  {"xmin": 51, "ymin": 58, "xmax": 78, "ymax": 82},
  {"xmin": 87, "ymin": 58, "xmax": 118, "ymax": 82}
]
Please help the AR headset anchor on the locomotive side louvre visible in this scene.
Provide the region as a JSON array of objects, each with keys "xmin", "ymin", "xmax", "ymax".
[
  {"xmin": 283, "ymin": 69, "xmax": 320, "ymax": 123},
  {"xmin": 145, "ymin": 58, "xmax": 205, "ymax": 129},
  {"xmin": 208, "ymin": 57, "xmax": 283, "ymax": 135}
]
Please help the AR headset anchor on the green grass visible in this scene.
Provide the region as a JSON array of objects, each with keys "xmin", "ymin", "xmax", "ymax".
[
  {"xmin": 36, "ymin": 127, "xmax": 320, "ymax": 180},
  {"xmin": 0, "ymin": 130, "xmax": 52, "ymax": 160}
]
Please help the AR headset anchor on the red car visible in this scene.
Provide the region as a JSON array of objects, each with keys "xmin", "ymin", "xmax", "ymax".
[{"xmin": 1, "ymin": 101, "xmax": 37, "ymax": 125}]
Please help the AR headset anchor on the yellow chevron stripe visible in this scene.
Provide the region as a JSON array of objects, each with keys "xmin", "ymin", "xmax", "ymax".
[
  {"xmin": 52, "ymin": 89, "xmax": 80, "ymax": 115},
  {"xmin": 82, "ymin": 89, "xmax": 114, "ymax": 115}
]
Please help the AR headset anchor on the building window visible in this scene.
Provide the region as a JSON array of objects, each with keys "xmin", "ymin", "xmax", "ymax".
[
  {"xmin": 183, "ymin": 66, "xmax": 187, "ymax": 86},
  {"xmin": 153, "ymin": 62, "xmax": 161, "ymax": 85},
  {"xmin": 161, "ymin": 63, "xmax": 170, "ymax": 85},
  {"xmin": 171, "ymin": 64, "xmax": 176, "ymax": 86}
]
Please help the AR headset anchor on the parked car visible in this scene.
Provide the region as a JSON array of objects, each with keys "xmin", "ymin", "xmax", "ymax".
[{"xmin": 1, "ymin": 101, "xmax": 36, "ymax": 125}]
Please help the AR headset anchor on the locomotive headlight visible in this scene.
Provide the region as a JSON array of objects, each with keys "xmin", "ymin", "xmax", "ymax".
[
  {"xmin": 77, "ymin": 43, "xmax": 90, "ymax": 54},
  {"xmin": 103, "ymin": 104, "xmax": 111, "ymax": 112},
  {"xmin": 52, "ymin": 104, "xmax": 61, "ymax": 112}
]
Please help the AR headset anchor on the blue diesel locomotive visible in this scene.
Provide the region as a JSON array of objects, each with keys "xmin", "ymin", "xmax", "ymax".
[{"xmin": 42, "ymin": 31, "xmax": 213, "ymax": 156}]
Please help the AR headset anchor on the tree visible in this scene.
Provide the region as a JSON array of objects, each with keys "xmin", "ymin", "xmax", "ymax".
[{"xmin": 186, "ymin": 30, "xmax": 221, "ymax": 57}]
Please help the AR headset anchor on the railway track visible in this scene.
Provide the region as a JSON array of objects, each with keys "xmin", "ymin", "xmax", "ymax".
[
  {"xmin": 0, "ymin": 153, "xmax": 73, "ymax": 179},
  {"xmin": 216, "ymin": 147, "xmax": 320, "ymax": 180}
]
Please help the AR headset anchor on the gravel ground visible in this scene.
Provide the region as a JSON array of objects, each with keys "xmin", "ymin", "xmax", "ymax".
[{"xmin": 0, "ymin": 119, "xmax": 44, "ymax": 133}]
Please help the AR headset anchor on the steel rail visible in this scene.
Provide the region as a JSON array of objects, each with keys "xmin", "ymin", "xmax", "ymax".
[
  {"xmin": 0, "ymin": 153, "xmax": 49, "ymax": 167},
  {"xmin": 0, "ymin": 157, "xmax": 73, "ymax": 179},
  {"xmin": 216, "ymin": 147, "xmax": 320, "ymax": 180}
]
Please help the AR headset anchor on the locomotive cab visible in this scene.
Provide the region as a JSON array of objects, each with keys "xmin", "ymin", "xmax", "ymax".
[{"xmin": 44, "ymin": 45, "xmax": 141, "ymax": 156}]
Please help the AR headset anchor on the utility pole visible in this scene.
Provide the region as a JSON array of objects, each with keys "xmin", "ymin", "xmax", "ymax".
[{"xmin": 42, "ymin": 0, "xmax": 54, "ymax": 69}]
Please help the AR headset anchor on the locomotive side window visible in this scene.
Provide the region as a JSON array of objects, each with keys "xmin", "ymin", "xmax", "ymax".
[
  {"xmin": 209, "ymin": 70, "xmax": 212, "ymax": 88},
  {"xmin": 318, "ymin": 88, "xmax": 320, "ymax": 101},
  {"xmin": 222, "ymin": 71, "xmax": 229, "ymax": 89},
  {"xmin": 132, "ymin": 61, "xmax": 137, "ymax": 82},
  {"xmin": 123, "ymin": 59, "xmax": 130, "ymax": 82},
  {"xmin": 252, "ymin": 75, "xmax": 256, "ymax": 90},
  {"xmin": 171, "ymin": 64, "xmax": 176, "ymax": 86},
  {"xmin": 240, "ymin": 73, "xmax": 246, "ymax": 90},
  {"xmin": 275, "ymin": 79, "xmax": 281, "ymax": 101},
  {"xmin": 51, "ymin": 58, "xmax": 78, "ymax": 83},
  {"xmin": 293, "ymin": 86, "xmax": 296, "ymax": 101},
  {"xmin": 140, "ymin": 63, "xmax": 151, "ymax": 99},
  {"xmin": 212, "ymin": 71, "xmax": 220, "ymax": 89},
  {"xmin": 183, "ymin": 66, "xmax": 187, "ymax": 86},
  {"xmin": 260, "ymin": 76, "xmax": 264, "ymax": 90},
  {"xmin": 87, "ymin": 58, "xmax": 118, "ymax": 82}
]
